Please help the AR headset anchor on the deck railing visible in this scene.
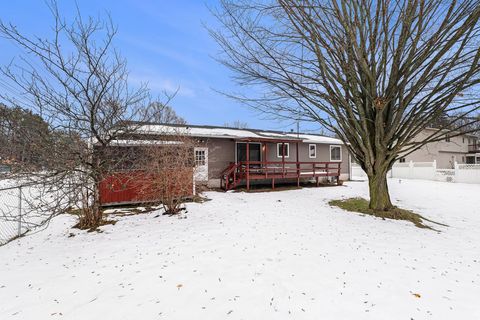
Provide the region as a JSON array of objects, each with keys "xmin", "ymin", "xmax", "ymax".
[
  {"xmin": 222, "ymin": 161, "xmax": 341, "ymax": 190},
  {"xmin": 237, "ymin": 161, "xmax": 340, "ymax": 177},
  {"xmin": 468, "ymin": 144, "xmax": 480, "ymax": 153}
]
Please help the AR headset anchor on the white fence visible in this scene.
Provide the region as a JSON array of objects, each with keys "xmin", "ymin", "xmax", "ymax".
[
  {"xmin": 351, "ymin": 164, "xmax": 368, "ymax": 179},
  {"xmin": 391, "ymin": 161, "xmax": 437, "ymax": 181},
  {"xmin": 351, "ymin": 161, "xmax": 480, "ymax": 184}
]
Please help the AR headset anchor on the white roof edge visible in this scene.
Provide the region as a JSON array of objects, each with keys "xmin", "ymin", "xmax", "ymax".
[
  {"xmin": 301, "ymin": 139, "xmax": 344, "ymax": 145},
  {"xmin": 110, "ymin": 139, "xmax": 184, "ymax": 146},
  {"xmin": 134, "ymin": 123, "xmax": 344, "ymax": 145}
]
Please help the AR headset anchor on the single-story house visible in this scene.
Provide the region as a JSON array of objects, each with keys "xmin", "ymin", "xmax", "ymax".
[
  {"xmin": 130, "ymin": 123, "xmax": 350, "ymax": 189},
  {"xmin": 100, "ymin": 123, "xmax": 350, "ymax": 205}
]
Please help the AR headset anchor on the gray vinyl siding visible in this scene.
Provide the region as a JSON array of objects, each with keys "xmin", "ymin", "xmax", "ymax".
[
  {"xmin": 206, "ymin": 138, "xmax": 235, "ymax": 179},
  {"xmin": 264, "ymin": 142, "xmax": 348, "ymax": 175},
  {"xmin": 203, "ymin": 138, "xmax": 349, "ymax": 180}
]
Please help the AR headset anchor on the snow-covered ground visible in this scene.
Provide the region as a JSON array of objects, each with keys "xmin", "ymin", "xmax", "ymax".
[{"xmin": 1, "ymin": 179, "xmax": 479, "ymax": 320}]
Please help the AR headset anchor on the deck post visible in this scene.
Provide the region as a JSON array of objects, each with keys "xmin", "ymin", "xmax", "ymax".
[
  {"xmin": 282, "ymin": 142, "xmax": 285, "ymax": 178},
  {"xmin": 233, "ymin": 164, "xmax": 236, "ymax": 186},
  {"xmin": 246, "ymin": 141, "xmax": 250, "ymax": 191},
  {"xmin": 337, "ymin": 162, "xmax": 341, "ymax": 183},
  {"xmin": 326, "ymin": 162, "xmax": 329, "ymax": 183},
  {"xmin": 264, "ymin": 142, "xmax": 267, "ymax": 178},
  {"xmin": 296, "ymin": 142, "xmax": 300, "ymax": 187}
]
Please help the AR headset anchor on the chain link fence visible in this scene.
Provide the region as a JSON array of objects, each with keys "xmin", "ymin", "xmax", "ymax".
[
  {"xmin": 0, "ymin": 182, "xmax": 45, "ymax": 246},
  {"xmin": 0, "ymin": 185, "xmax": 23, "ymax": 245}
]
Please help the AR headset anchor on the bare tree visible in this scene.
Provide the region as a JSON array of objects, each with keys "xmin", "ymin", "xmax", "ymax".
[
  {"xmin": 223, "ymin": 120, "xmax": 249, "ymax": 129},
  {"xmin": 0, "ymin": 2, "xmax": 163, "ymax": 229},
  {"xmin": 212, "ymin": 0, "xmax": 480, "ymax": 210},
  {"xmin": 146, "ymin": 101, "xmax": 187, "ymax": 125},
  {"xmin": 453, "ymin": 114, "xmax": 480, "ymax": 138}
]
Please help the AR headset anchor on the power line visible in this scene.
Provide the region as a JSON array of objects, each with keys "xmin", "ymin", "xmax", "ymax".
[{"xmin": 0, "ymin": 80, "xmax": 40, "ymax": 111}]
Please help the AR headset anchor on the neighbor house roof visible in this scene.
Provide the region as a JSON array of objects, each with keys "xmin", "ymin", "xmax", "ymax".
[
  {"xmin": 423, "ymin": 127, "xmax": 478, "ymax": 138},
  {"xmin": 133, "ymin": 123, "xmax": 344, "ymax": 145}
]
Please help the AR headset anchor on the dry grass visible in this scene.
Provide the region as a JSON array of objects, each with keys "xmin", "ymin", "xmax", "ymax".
[
  {"xmin": 329, "ymin": 197, "xmax": 447, "ymax": 230},
  {"xmin": 73, "ymin": 219, "xmax": 117, "ymax": 232}
]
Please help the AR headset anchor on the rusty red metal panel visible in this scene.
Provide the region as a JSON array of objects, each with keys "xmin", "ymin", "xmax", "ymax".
[{"xmin": 99, "ymin": 170, "xmax": 194, "ymax": 206}]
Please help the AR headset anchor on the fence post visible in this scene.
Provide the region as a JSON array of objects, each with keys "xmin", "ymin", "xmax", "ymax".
[
  {"xmin": 17, "ymin": 185, "xmax": 22, "ymax": 237},
  {"xmin": 454, "ymin": 161, "xmax": 459, "ymax": 181}
]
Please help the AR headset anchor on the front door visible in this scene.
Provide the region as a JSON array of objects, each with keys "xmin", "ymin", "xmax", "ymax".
[
  {"xmin": 236, "ymin": 143, "xmax": 261, "ymax": 163},
  {"xmin": 194, "ymin": 147, "xmax": 208, "ymax": 181}
]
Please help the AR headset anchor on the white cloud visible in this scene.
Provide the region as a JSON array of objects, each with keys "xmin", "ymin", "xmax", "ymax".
[
  {"xmin": 122, "ymin": 36, "xmax": 203, "ymax": 70},
  {"xmin": 129, "ymin": 73, "xmax": 196, "ymax": 98}
]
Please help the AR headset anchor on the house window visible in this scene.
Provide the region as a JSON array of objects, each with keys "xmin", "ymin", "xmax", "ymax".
[
  {"xmin": 330, "ymin": 145, "xmax": 342, "ymax": 161},
  {"xmin": 399, "ymin": 158, "xmax": 406, "ymax": 163},
  {"xmin": 308, "ymin": 144, "xmax": 316, "ymax": 158},
  {"xmin": 195, "ymin": 150, "xmax": 206, "ymax": 166},
  {"xmin": 277, "ymin": 143, "xmax": 289, "ymax": 158},
  {"xmin": 446, "ymin": 135, "xmax": 450, "ymax": 142},
  {"xmin": 236, "ymin": 143, "xmax": 261, "ymax": 163}
]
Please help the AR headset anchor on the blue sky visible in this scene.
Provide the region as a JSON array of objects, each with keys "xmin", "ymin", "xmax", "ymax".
[{"xmin": 0, "ymin": 0, "xmax": 319, "ymax": 133}]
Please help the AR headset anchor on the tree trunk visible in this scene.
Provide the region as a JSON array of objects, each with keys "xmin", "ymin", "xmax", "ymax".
[
  {"xmin": 91, "ymin": 171, "xmax": 103, "ymax": 226},
  {"xmin": 367, "ymin": 171, "xmax": 393, "ymax": 211},
  {"xmin": 92, "ymin": 187, "xmax": 102, "ymax": 225}
]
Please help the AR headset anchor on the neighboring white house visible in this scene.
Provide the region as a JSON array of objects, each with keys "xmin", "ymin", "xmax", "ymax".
[{"xmin": 399, "ymin": 128, "xmax": 479, "ymax": 168}]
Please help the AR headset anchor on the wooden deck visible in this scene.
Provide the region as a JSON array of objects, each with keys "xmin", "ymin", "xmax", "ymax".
[{"xmin": 221, "ymin": 161, "xmax": 341, "ymax": 190}]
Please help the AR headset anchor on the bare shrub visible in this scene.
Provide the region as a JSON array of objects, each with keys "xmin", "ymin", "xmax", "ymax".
[{"xmin": 135, "ymin": 133, "xmax": 196, "ymax": 215}]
